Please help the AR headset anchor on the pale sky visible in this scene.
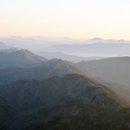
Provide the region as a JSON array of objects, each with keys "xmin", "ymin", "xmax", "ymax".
[{"xmin": 0, "ymin": 0, "xmax": 130, "ymax": 40}]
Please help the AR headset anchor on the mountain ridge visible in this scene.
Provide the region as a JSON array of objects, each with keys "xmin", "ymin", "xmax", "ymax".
[
  {"xmin": 0, "ymin": 74, "xmax": 129, "ymax": 130},
  {"xmin": 77, "ymin": 56, "xmax": 130, "ymax": 102}
]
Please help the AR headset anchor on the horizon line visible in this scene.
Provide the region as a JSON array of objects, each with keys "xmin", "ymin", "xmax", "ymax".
[{"xmin": 0, "ymin": 35, "xmax": 130, "ymax": 41}]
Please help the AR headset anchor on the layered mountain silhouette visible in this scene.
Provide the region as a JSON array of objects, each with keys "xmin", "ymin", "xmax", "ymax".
[
  {"xmin": 1, "ymin": 49, "xmax": 130, "ymax": 102},
  {"xmin": 47, "ymin": 41, "xmax": 130, "ymax": 56},
  {"xmin": 0, "ymin": 57, "xmax": 79, "ymax": 84},
  {"xmin": 0, "ymin": 74, "xmax": 129, "ymax": 130},
  {"xmin": 0, "ymin": 48, "xmax": 130, "ymax": 130}
]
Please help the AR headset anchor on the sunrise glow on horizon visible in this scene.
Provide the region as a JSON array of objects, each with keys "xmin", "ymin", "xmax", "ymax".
[{"xmin": 0, "ymin": 0, "xmax": 130, "ymax": 40}]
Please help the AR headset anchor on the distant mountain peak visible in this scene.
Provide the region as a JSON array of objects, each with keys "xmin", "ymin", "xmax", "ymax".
[
  {"xmin": 48, "ymin": 58, "xmax": 64, "ymax": 63},
  {"xmin": 47, "ymin": 58, "xmax": 72, "ymax": 67},
  {"xmin": 90, "ymin": 38, "xmax": 104, "ymax": 41},
  {"xmin": 0, "ymin": 49, "xmax": 46, "ymax": 69},
  {"xmin": 19, "ymin": 49, "xmax": 30, "ymax": 53},
  {"xmin": 14, "ymin": 49, "xmax": 45, "ymax": 60},
  {"xmin": 17, "ymin": 49, "xmax": 36, "ymax": 55},
  {"xmin": 87, "ymin": 38, "xmax": 104, "ymax": 43}
]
